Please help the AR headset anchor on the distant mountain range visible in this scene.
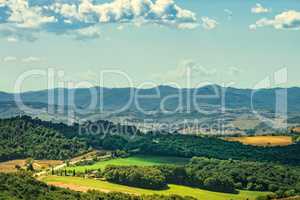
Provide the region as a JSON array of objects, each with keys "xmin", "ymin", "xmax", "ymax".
[{"xmin": 1, "ymin": 85, "xmax": 300, "ymax": 114}]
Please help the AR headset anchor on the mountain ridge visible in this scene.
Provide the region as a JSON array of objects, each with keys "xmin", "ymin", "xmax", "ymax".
[{"xmin": 1, "ymin": 85, "xmax": 300, "ymax": 114}]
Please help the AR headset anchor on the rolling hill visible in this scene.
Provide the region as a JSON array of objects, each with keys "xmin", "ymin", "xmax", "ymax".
[{"xmin": 1, "ymin": 85, "xmax": 300, "ymax": 113}]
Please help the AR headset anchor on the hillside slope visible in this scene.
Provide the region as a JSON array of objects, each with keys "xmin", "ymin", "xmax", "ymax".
[{"xmin": 0, "ymin": 117, "xmax": 88, "ymax": 161}]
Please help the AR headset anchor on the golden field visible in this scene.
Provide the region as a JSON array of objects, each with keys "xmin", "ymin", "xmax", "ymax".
[
  {"xmin": 225, "ymin": 136, "xmax": 293, "ymax": 147},
  {"xmin": 292, "ymin": 127, "xmax": 300, "ymax": 133},
  {"xmin": 0, "ymin": 159, "xmax": 63, "ymax": 173}
]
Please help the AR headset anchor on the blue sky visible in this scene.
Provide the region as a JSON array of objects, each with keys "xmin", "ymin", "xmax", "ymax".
[{"xmin": 0, "ymin": 0, "xmax": 300, "ymax": 92}]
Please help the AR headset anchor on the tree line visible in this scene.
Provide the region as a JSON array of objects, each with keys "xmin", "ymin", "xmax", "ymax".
[
  {"xmin": 125, "ymin": 133, "xmax": 300, "ymax": 165},
  {"xmin": 100, "ymin": 164, "xmax": 236, "ymax": 193},
  {"xmin": 2, "ymin": 116, "xmax": 300, "ymax": 166},
  {"xmin": 103, "ymin": 165, "xmax": 167, "ymax": 190},
  {"xmin": 183, "ymin": 157, "xmax": 300, "ymax": 197},
  {"xmin": 55, "ymin": 156, "xmax": 300, "ymax": 198},
  {"xmin": 3, "ymin": 116, "xmax": 300, "ymax": 165},
  {"xmin": 0, "ymin": 172, "xmax": 196, "ymax": 200}
]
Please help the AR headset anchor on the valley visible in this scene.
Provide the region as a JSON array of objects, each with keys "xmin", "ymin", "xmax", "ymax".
[
  {"xmin": 1, "ymin": 1, "xmax": 300, "ymax": 199},
  {"xmin": 0, "ymin": 117, "xmax": 300, "ymax": 200},
  {"xmin": 0, "ymin": 110, "xmax": 300, "ymax": 200},
  {"xmin": 64, "ymin": 155, "xmax": 189, "ymax": 172},
  {"xmin": 42, "ymin": 176, "xmax": 271, "ymax": 200}
]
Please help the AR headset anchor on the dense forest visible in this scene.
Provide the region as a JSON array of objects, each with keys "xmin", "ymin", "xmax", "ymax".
[
  {"xmin": 0, "ymin": 172, "xmax": 196, "ymax": 200},
  {"xmin": 1, "ymin": 116, "xmax": 300, "ymax": 166},
  {"xmin": 13, "ymin": 115, "xmax": 141, "ymax": 140},
  {"xmin": 125, "ymin": 134, "xmax": 300, "ymax": 165},
  {"xmin": 0, "ymin": 117, "xmax": 88, "ymax": 161},
  {"xmin": 1, "ymin": 116, "xmax": 300, "ymax": 199},
  {"xmin": 183, "ymin": 157, "xmax": 300, "ymax": 196}
]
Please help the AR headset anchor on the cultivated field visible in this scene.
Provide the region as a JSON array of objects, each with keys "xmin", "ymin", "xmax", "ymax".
[
  {"xmin": 65, "ymin": 155, "xmax": 189, "ymax": 172},
  {"xmin": 0, "ymin": 159, "xmax": 63, "ymax": 173},
  {"xmin": 225, "ymin": 136, "xmax": 293, "ymax": 146},
  {"xmin": 70, "ymin": 150, "xmax": 102, "ymax": 163},
  {"xmin": 292, "ymin": 127, "xmax": 300, "ymax": 133},
  {"xmin": 42, "ymin": 176, "xmax": 271, "ymax": 200},
  {"xmin": 232, "ymin": 118, "xmax": 261, "ymax": 130}
]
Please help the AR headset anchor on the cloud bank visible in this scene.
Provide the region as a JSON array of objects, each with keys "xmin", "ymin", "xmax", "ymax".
[
  {"xmin": 2, "ymin": 56, "xmax": 17, "ymax": 62},
  {"xmin": 0, "ymin": 0, "xmax": 198, "ymax": 40},
  {"xmin": 250, "ymin": 10, "xmax": 300, "ymax": 30},
  {"xmin": 22, "ymin": 56, "xmax": 41, "ymax": 63}
]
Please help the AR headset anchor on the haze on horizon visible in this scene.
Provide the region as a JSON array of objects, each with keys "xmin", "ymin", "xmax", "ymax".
[{"xmin": 0, "ymin": 0, "xmax": 300, "ymax": 92}]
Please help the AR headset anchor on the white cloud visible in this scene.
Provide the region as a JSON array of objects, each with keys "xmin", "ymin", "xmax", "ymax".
[
  {"xmin": 117, "ymin": 25, "xmax": 124, "ymax": 30},
  {"xmin": 48, "ymin": 0, "xmax": 197, "ymax": 29},
  {"xmin": 0, "ymin": 24, "xmax": 38, "ymax": 41},
  {"xmin": 187, "ymin": 64, "xmax": 217, "ymax": 77},
  {"xmin": 3, "ymin": 56, "xmax": 17, "ymax": 62},
  {"xmin": 7, "ymin": 37, "xmax": 18, "ymax": 42},
  {"xmin": 251, "ymin": 3, "xmax": 270, "ymax": 14},
  {"xmin": 7, "ymin": 0, "xmax": 56, "ymax": 28},
  {"xmin": 59, "ymin": 4, "xmax": 79, "ymax": 19},
  {"xmin": 201, "ymin": 17, "xmax": 218, "ymax": 30},
  {"xmin": 227, "ymin": 67, "xmax": 242, "ymax": 76},
  {"xmin": 71, "ymin": 26, "xmax": 101, "ymax": 40},
  {"xmin": 0, "ymin": 0, "xmax": 198, "ymax": 40},
  {"xmin": 0, "ymin": 0, "xmax": 7, "ymax": 5},
  {"xmin": 157, "ymin": 60, "xmax": 217, "ymax": 86},
  {"xmin": 50, "ymin": 3, "xmax": 81, "ymax": 23},
  {"xmin": 22, "ymin": 56, "xmax": 41, "ymax": 63},
  {"xmin": 2, "ymin": 56, "xmax": 43, "ymax": 63},
  {"xmin": 250, "ymin": 10, "xmax": 300, "ymax": 30},
  {"xmin": 249, "ymin": 24, "xmax": 257, "ymax": 31},
  {"xmin": 177, "ymin": 23, "xmax": 198, "ymax": 30},
  {"xmin": 81, "ymin": 0, "xmax": 197, "ymax": 29},
  {"xmin": 224, "ymin": 9, "xmax": 233, "ymax": 20}
]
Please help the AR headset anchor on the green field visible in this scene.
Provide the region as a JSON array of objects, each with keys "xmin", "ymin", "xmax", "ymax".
[
  {"xmin": 65, "ymin": 155, "xmax": 189, "ymax": 172},
  {"xmin": 43, "ymin": 176, "xmax": 271, "ymax": 200}
]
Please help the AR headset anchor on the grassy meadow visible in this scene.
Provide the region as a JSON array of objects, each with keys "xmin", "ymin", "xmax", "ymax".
[
  {"xmin": 65, "ymin": 155, "xmax": 189, "ymax": 172},
  {"xmin": 43, "ymin": 176, "xmax": 271, "ymax": 200}
]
